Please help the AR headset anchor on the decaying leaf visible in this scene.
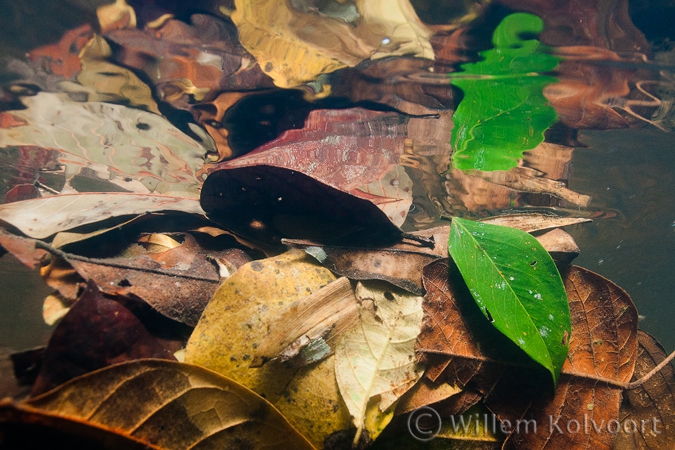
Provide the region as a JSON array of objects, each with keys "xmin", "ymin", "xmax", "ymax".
[
  {"xmin": 0, "ymin": 193, "xmax": 204, "ymax": 239},
  {"xmin": 3, "ymin": 360, "xmax": 316, "ymax": 450},
  {"xmin": 31, "ymin": 281, "xmax": 175, "ymax": 396},
  {"xmin": 417, "ymin": 261, "xmax": 639, "ymax": 449},
  {"xmin": 230, "ymin": 0, "xmax": 433, "ymax": 88},
  {"xmin": 186, "ymin": 250, "xmax": 351, "ymax": 446},
  {"xmin": 336, "ymin": 281, "xmax": 425, "ymax": 442},
  {"xmin": 615, "ymin": 331, "xmax": 675, "ymax": 449},
  {"xmin": 97, "ymin": 0, "xmax": 136, "ymax": 33},
  {"xmin": 0, "ymin": 92, "xmax": 215, "ymax": 197},
  {"xmin": 252, "ymin": 277, "xmax": 359, "ymax": 367},
  {"xmin": 26, "ymin": 24, "xmax": 93, "ymax": 80}
]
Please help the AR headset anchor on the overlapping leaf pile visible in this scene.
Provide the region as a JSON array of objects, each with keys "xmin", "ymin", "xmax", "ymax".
[{"xmin": 0, "ymin": 1, "xmax": 673, "ymax": 450}]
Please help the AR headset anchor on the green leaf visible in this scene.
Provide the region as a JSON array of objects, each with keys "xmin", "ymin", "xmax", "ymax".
[
  {"xmin": 448, "ymin": 217, "xmax": 570, "ymax": 386},
  {"xmin": 449, "ymin": 13, "xmax": 559, "ymax": 171}
]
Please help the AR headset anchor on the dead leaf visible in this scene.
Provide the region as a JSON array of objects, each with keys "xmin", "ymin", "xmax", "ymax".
[
  {"xmin": 0, "ymin": 193, "xmax": 204, "ymax": 239},
  {"xmin": 0, "ymin": 228, "xmax": 47, "ymax": 269},
  {"xmin": 5, "ymin": 359, "xmax": 316, "ymax": 449},
  {"xmin": 417, "ymin": 261, "xmax": 639, "ymax": 450},
  {"xmin": 26, "ymin": 24, "xmax": 93, "ymax": 80},
  {"xmin": 230, "ymin": 0, "xmax": 433, "ymax": 88},
  {"xmin": 336, "ymin": 281, "xmax": 425, "ymax": 442},
  {"xmin": 31, "ymin": 280, "xmax": 175, "ymax": 396},
  {"xmin": 480, "ymin": 214, "xmax": 591, "ymax": 233},
  {"xmin": 186, "ymin": 250, "xmax": 351, "ymax": 446},
  {"xmin": 71, "ymin": 34, "xmax": 160, "ymax": 114},
  {"xmin": 201, "ymin": 165, "xmax": 404, "ymax": 246},
  {"xmin": 395, "ymin": 377, "xmax": 463, "ymax": 415},
  {"xmin": 252, "ymin": 277, "xmax": 359, "ymax": 367},
  {"xmin": 615, "ymin": 331, "xmax": 675, "ymax": 449},
  {"xmin": 0, "ymin": 401, "xmax": 153, "ymax": 449},
  {"xmin": 97, "ymin": 0, "xmax": 136, "ymax": 33},
  {"xmin": 105, "ymin": 14, "xmax": 272, "ymax": 108}
]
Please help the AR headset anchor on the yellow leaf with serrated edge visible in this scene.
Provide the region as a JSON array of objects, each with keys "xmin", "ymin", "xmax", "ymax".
[{"xmin": 335, "ymin": 280, "xmax": 425, "ymax": 443}]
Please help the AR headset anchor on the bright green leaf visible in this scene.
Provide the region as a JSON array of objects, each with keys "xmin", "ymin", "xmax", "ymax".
[
  {"xmin": 448, "ymin": 217, "xmax": 570, "ymax": 386},
  {"xmin": 449, "ymin": 12, "xmax": 559, "ymax": 171}
]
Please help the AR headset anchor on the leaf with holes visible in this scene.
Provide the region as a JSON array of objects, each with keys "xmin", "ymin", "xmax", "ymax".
[{"xmin": 448, "ymin": 217, "xmax": 570, "ymax": 386}]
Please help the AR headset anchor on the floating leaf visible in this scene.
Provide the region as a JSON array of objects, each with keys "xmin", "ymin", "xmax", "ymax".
[
  {"xmin": 3, "ymin": 360, "xmax": 316, "ymax": 450},
  {"xmin": 449, "ymin": 13, "xmax": 559, "ymax": 171},
  {"xmin": 335, "ymin": 281, "xmax": 425, "ymax": 442},
  {"xmin": 448, "ymin": 217, "xmax": 571, "ymax": 385}
]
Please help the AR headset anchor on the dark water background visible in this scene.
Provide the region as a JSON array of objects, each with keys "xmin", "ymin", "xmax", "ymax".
[{"xmin": 0, "ymin": 0, "xmax": 674, "ymax": 354}]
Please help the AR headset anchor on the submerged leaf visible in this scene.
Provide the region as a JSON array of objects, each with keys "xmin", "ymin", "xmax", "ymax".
[
  {"xmin": 5, "ymin": 360, "xmax": 316, "ymax": 450},
  {"xmin": 335, "ymin": 281, "xmax": 425, "ymax": 442},
  {"xmin": 449, "ymin": 218, "xmax": 570, "ymax": 385},
  {"xmin": 449, "ymin": 13, "xmax": 559, "ymax": 171}
]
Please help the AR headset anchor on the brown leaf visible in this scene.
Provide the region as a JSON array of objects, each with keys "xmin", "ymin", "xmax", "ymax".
[
  {"xmin": 26, "ymin": 24, "xmax": 93, "ymax": 79},
  {"xmin": 106, "ymin": 14, "xmax": 272, "ymax": 108},
  {"xmin": 417, "ymin": 261, "xmax": 639, "ymax": 450},
  {"xmin": 0, "ymin": 228, "xmax": 47, "ymax": 269},
  {"xmin": 0, "ymin": 400, "xmax": 153, "ymax": 450},
  {"xmin": 31, "ymin": 280, "xmax": 175, "ymax": 396},
  {"xmin": 252, "ymin": 277, "xmax": 359, "ymax": 367},
  {"xmin": 614, "ymin": 331, "xmax": 675, "ymax": 449},
  {"xmin": 4, "ymin": 359, "xmax": 316, "ymax": 450}
]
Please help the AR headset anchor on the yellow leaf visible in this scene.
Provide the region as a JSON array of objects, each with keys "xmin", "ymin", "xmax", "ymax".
[
  {"xmin": 186, "ymin": 249, "xmax": 351, "ymax": 446},
  {"xmin": 230, "ymin": 0, "xmax": 433, "ymax": 88},
  {"xmin": 335, "ymin": 281, "xmax": 426, "ymax": 443},
  {"xmin": 97, "ymin": 0, "xmax": 136, "ymax": 33}
]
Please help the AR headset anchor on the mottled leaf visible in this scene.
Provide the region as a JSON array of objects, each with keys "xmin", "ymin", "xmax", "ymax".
[{"xmin": 186, "ymin": 250, "xmax": 351, "ymax": 446}]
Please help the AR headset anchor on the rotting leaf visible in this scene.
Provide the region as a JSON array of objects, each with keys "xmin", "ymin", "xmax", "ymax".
[
  {"xmin": 449, "ymin": 217, "xmax": 571, "ymax": 385},
  {"xmin": 0, "ymin": 193, "xmax": 204, "ymax": 239},
  {"xmin": 186, "ymin": 250, "xmax": 351, "ymax": 446},
  {"xmin": 31, "ymin": 280, "xmax": 175, "ymax": 396},
  {"xmin": 252, "ymin": 277, "xmax": 359, "ymax": 367},
  {"xmin": 417, "ymin": 261, "xmax": 639, "ymax": 449},
  {"xmin": 615, "ymin": 331, "xmax": 675, "ymax": 449},
  {"xmin": 3, "ymin": 359, "xmax": 316, "ymax": 450},
  {"xmin": 335, "ymin": 281, "xmax": 425, "ymax": 443},
  {"xmin": 449, "ymin": 13, "xmax": 559, "ymax": 171},
  {"xmin": 0, "ymin": 228, "xmax": 47, "ymax": 269}
]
